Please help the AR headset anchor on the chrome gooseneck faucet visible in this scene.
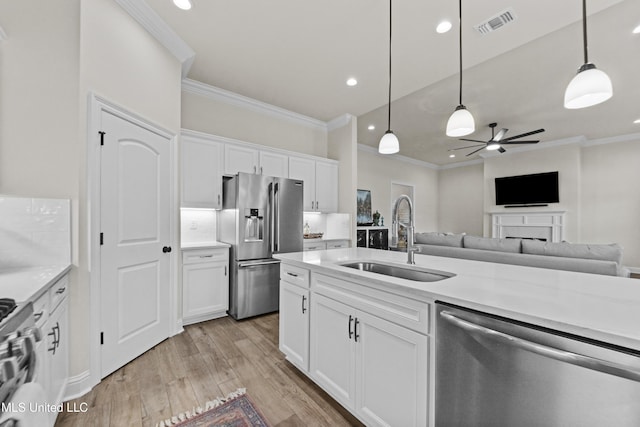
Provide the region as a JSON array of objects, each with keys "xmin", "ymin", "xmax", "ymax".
[{"xmin": 392, "ymin": 195, "xmax": 421, "ymax": 264}]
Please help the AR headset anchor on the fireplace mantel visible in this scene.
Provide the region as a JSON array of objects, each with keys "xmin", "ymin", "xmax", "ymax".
[{"xmin": 491, "ymin": 211, "xmax": 565, "ymax": 243}]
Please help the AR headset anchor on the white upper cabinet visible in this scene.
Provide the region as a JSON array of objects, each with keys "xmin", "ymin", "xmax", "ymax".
[
  {"xmin": 181, "ymin": 135, "xmax": 223, "ymax": 209},
  {"xmin": 224, "ymin": 144, "xmax": 260, "ymax": 175},
  {"xmin": 289, "ymin": 156, "xmax": 338, "ymax": 213},
  {"xmin": 259, "ymin": 150, "xmax": 289, "ymax": 178}
]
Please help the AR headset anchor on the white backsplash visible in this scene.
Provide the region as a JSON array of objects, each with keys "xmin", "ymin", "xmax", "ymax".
[
  {"xmin": 303, "ymin": 212, "xmax": 351, "ymax": 239},
  {"xmin": 0, "ymin": 196, "xmax": 71, "ymax": 268},
  {"xmin": 181, "ymin": 208, "xmax": 217, "ymax": 244}
]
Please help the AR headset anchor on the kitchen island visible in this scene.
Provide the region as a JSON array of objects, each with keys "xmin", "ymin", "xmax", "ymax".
[{"xmin": 274, "ymin": 247, "xmax": 640, "ymax": 427}]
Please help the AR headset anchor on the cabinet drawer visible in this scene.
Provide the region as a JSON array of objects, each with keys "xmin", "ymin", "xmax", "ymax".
[
  {"xmin": 50, "ymin": 274, "xmax": 69, "ymax": 313},
  {"xmin": 313, "ymin": 273, "xmax": 431, "ymax": 335},
  {"xmin": 33, "ymin": 291, "xmax": 49, "ymax": 329},
  {"xmin": 303, "ymin": 241, "xmax": 326, "ymax": 251},
  {"xmin": 182, "ymin": 248, "xmax": 228, "ymax": 264},
  {"xmin": 281, "ymin": 263, "xmax": 310, "ymax": 289},
  {"xmin": 326, "ymin": 240, "xmax": 349, "ymax": 249}
]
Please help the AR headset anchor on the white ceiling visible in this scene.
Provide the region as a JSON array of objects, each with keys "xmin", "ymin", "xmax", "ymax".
[{"xmin": 146, "ymin": 0, "xmax": 639, "ymax": 165}]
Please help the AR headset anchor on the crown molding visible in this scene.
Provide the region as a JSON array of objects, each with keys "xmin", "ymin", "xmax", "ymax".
[
  {"xmin": 582, "ymin": 132, "xmax": 640, "ymax": 147},
  {"xmin": 438, "ymin": 158, "xmax": 485, "ymax": 170},
  {"xmin": 182, "ymin": 78, "xmax": 328, "ymax": 132},
  {"xmin": 357, "ymin": 144, "xmax": 441, "ymax": 170},
  {"xmin": 114, "ymin": 0, "xmax": 195, "ymax": 78},
  {"xmin": 0, "ymin": 25, "xmax": 7, "ymax": 41}
]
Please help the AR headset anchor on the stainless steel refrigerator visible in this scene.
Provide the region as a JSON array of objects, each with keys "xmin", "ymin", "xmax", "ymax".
[{"xmin": 219, "ymin": 173, "xmax": 303, "ymax": 320}]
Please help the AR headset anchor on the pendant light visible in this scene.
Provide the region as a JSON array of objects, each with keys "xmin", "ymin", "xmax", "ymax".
[
  {"xmin": 446, "ymin": 0, "xmax": 475, "ymax": 137},
  {"xmin": 564, "ymin": 0, "xmax": 612, "ymax": 109},
  {"xmin": 378, "ymin": 0, "xmax": 400, "ymax": 154}
]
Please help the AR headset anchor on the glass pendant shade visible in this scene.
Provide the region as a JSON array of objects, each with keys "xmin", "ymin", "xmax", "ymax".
[
  {"xmin": 446, "ymin": 105, "xmax": 475, "ymax": 137},
  {"xmin": 378, "ymin": 130, "xmax": 400, "ymax": 154},
  {"xmin": 564, "ymin": 63, "xmax": 613, "ymax": 109}
]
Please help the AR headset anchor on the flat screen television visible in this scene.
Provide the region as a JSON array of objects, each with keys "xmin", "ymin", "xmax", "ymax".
[{"xmin": 495, "ymin": 171, "xmax": 559, "ymax": 206}]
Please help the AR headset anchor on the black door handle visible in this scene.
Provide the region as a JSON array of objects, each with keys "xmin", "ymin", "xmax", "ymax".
[
  {"xmin": 162, "ymin": 246, "xmax": 172, "ymax": 253},
  {"xmin": 348, "ymin": 315, "xmax": 354, "ymax": 339}
]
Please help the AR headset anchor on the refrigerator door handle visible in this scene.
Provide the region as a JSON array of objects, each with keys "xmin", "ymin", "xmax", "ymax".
[
  {"xmin": 268, "ymin": 182, "xmax": 274, "ymax": 253},
  {"xmin": 440, "ymin": 311, "xmax": 640, "ymax": 383},
  {"xmin": 274, "ymin": 182, "xmax": 280, "ymax": 252}
]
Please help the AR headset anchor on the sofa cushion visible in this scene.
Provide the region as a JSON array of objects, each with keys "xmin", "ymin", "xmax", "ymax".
[
  {"xmin": 463, "ymin": 235, "xmax": 522, "ymax": 253},
  {"xmin": 522, "ymin": 240, "xmax": 623, "ymax": 265},
  {"xmin": 414, "ymin": 232, "xmax": 464, "ymax": 247}
]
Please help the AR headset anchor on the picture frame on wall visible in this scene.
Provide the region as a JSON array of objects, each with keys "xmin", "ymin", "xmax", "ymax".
[{"xmin": 357, "ymin": 189, "xmax": 373, "ymax": 225}]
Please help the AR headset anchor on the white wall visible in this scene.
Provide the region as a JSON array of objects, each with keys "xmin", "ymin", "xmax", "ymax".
[
  {"xmin": 357, "ymin": 148, "xmax": 438, "ymax": 233},
  {"xmin": 181, "ymin": 90, "xmax": 327, "ymax": 157},
  {"xmin": 581, "ymin": 138, "xmax": 640, "ymax": 267},
  {"xmin": 438, "ymin": 163, "xmax": 484, "ymax": 235}
]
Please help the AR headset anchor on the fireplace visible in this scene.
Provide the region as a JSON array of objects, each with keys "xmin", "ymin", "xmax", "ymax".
[{"xmin": 491, "ymin": 211, "xmax": 565, "ymax": 243}]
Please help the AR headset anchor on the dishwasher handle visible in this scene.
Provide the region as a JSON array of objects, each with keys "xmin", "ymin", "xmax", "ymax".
[
  {"xmin": 440, "ymin": 310, "xmax": 640, "ymax": 383},
  {"xmin": 238, "ymin": 259, "xmax": 280, "ymax": 268}
]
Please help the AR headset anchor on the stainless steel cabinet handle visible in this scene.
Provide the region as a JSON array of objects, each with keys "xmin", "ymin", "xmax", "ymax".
[
  {"xmin": 316, "ymin": 201, "xmax": 319, "ymax": 210},
  {"xmin": 354, "ymin": 318, "xmax": 360, "ymax": 342},
  {"xmin": 253, "ymin": 165, "xmax": 257, "ymax": 173},
  {"xmin": 260, "ymin": 166, "xmax": 263, "ymax": 174},
  {"xmin": 33, "ymin": 311, "xmax": 44, "ymax": 322},
  {"xmin": 218, "ymin": 194, "xmax": 221, "ymax": 205},
  {"xmin": 199, "ymin": 255, "xmax": 214, "ymax": 258},
  {"xmin": 301, "ymin": 295, "xmax": 307, "ymax": 314},
  {"xmin": 348, "ymin": 315, "xmax": 354, "ymax": 339},
  {"xmin": 440, "ymin": 311, "xmax": 640, "ymax": 383}
]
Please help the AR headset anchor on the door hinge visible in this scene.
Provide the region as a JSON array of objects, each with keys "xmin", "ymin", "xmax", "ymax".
[
  {"xmin": 99, "ymin": 131, "xmax": 105, "ymax": 146},
  {"xmin": 100, "ymin": 332, "xmax": 104, "ymax": 345},
  {"xmin": 100, "ymin": 233, "xmax": 104, "ymax": 245}
]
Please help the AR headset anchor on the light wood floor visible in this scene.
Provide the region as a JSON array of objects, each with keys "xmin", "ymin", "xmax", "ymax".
[{"xmin": 55, "ymin": 313, "xmax": 363, "ymax": 427}]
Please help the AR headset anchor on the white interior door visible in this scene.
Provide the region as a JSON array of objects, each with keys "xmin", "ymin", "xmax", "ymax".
[{"xmin": 99, "ymin": 110, "xmax": 171, "ymax": 377}]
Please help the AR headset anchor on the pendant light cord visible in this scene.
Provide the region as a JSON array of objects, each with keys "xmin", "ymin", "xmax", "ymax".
[
  {"xmin": 582, "ymin": 0, "xmax": 589, "ymax": 64},
  {"xmin": 387, "ymin": 0, "xmax": 393, "ymax": 131},
  {"xmin": 458, "ymin": 0, "xmax": 463, "ymax": 106}
]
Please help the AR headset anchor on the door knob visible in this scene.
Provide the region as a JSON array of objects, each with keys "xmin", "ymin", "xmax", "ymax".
[{"xmin": 162, "ymin": 246, "xmax": 172, "ymax": 253}]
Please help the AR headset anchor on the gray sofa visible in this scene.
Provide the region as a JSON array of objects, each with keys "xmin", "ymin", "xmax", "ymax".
[{"xmin": 414, "ymin": 232, "xmax": 630, "ymax": 277}]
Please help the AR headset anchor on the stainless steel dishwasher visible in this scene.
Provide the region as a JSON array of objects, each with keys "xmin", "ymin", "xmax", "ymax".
[{"xmin": 435, "ymin": 302, "xmax": 640, "ymax": 427}]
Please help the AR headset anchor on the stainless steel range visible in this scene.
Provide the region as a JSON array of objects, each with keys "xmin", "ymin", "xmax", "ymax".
[{"xmin": 0, "ymin": 299, "xmax": 44, "ymax": 425}]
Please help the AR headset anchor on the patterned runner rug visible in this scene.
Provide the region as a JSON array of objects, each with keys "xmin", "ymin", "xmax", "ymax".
[{"xmin": 156, "ymin": 388, "xmax": 271, "ymax": 427}]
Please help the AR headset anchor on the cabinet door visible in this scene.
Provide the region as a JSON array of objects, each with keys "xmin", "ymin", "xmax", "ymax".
[
  {"xmin": 47, "ymin": 299, "xmax": 69, "ymax": 409},
  {"xmin": 289, "ymin": 156, "xmax": 316, "ymax": 211},
  {"xmin": 181, "ymin": 137, "xmax": 223, "ymax": 209},
  {"xmin": 355, "ymin": 311, "xmax": 428, "ymax": 427},
  {"xmin": 259, "ymin": 150, "xmax": 289, "ymax": 178},
  {"xmin": 310, "ymin": 294, "xmax": 356, "ymax": 410},
  {"xmin": 183, "ymin": 261, "xmax": 229, "ymax": 324},
  {"xmin": 225, "ymin": 144, "xmax": 259, "ymax": 175},
  {"xmin": 315, "ymin": 161, "xmax": 338, "ymax": 213},
  {"xmin": 279, "ymin": 281, "xmax": 310, "ymax": 371}
]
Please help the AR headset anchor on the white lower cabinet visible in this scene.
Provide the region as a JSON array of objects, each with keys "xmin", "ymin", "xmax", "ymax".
[
  {"xmin": 279, "ymin": 264, "xmax": 430, "ymax": 427},
  {"xmin": 182, "ymin": 247, "xmax": 229, "ymax": 325}
]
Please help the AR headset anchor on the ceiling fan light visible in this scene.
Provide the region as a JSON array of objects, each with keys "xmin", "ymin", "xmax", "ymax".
[
  {"xmin": 446, "ymin": 105, "xmax": 475, "ymax": 137},
  {"xmin": 486, "ymin": 142, "xmax": 501, "ymax": 151},
  {"xmin": 378, "ymin": 130, "xmax": 399, "ymax": 154},
  {"xmin": 173, "ymin": 0, "xmax": 192, "ymax": 10},
  {"xmin": 564, "ymin": 63, "xmax": 613, "ymax": 109}
]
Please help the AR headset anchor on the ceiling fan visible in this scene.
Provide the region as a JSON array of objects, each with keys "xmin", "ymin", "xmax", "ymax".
[{"xmin": 448, "ymin": 122, "xmax": 545, "ymax": 157}]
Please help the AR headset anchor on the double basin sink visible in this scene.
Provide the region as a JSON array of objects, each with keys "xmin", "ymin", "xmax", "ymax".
[{"xmin": 341, "ymin": 261, "xmax": 454, "ymax": 282}]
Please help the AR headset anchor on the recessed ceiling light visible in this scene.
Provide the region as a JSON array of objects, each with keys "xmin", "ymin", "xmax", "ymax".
[
  {"xmin": 633, "ymin": 25, "xmax": 640, "ymax": 34},
  {"xmin": 368, "ymin": 125, "xmax": 375, "ymax": 130},
  {"xmin": 449, "ymin": 154, "xmax": 456, "ymax": 158},
  {"xmin": 173, "ymin": 0, "xmax": 192, "ymax": 10},
  {"xmin": 634, "ymin": 119, "xmax": 640, "ymax": 124},
  {"xmin": 346, "ymin": 78, "xmax": 358, "ymax": 87},
  {"xmin": 436, "ymin": 21, "xmax": 452, "ymax": 34}
]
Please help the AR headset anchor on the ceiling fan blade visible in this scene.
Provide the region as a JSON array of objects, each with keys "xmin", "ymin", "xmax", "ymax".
[
  {"xmin": 465, "ymin": 146, "xmax": 486, "ymax": 157},
  {"xmin": 498, "ymin": 147, "xmax": 507, "ymax": 153},
  {"xmin": 448, "ymin": 144, "xmax": 484, "ymax": 151},
  {"xmin": 500, "ymin": 128, "xmax": 545, "ymax": 142},
  {"xmin": 493, "ymin": 128, "xmax": 508, "ymax": 142},
  {"xmin": 501, "ymin": 140, "xmax": 539, "ymax": 145},
  {"xmin": 458, "ymin": 138, "xmax": 488, "ymax": 143}
]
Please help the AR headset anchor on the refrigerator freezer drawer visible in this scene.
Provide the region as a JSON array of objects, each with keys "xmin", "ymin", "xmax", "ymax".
[{"xmin": 229, "ymin": 259, "xmax": 280, "ymax": 320}]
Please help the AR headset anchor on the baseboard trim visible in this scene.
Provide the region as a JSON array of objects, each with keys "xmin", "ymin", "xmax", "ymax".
[{"xmin": 63, "ymin": 370, "xmax": 94, "ymax": 401}]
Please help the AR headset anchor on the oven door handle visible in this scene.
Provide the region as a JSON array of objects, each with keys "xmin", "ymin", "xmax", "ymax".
[{"xmin": 440, "ymin": 311, "xmax": 640, "ymax": 383}]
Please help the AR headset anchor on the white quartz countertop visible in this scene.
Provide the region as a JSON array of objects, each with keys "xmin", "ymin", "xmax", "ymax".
[
  {"xmin": 181, "ymin": 241, "xmax": 230, "ymax": 250},
  {"xmin": 274, "ymin": 248, "xmax": 640, "ymax": 352},
  {"xmin": 0, "ymin": 264, "xmax": 72, "ymax": 303}
]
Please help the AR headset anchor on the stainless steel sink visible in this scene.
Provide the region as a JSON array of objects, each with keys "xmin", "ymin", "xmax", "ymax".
[{"xmin": 340, "ymin": 261, "xmax": 455, "ymax": 282}]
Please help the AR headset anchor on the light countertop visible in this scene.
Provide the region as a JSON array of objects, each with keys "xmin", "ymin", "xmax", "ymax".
[
  {"xmin": 0, "ymin": 264, "xmax": 72, "ymax": 303},
  {"xmin": 274, "ymin": 248, "xmax": 640, "ymax": 352},
  {"xmin": 181, "ymin": 241, "xmax": 230, "ymax": 250}
]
